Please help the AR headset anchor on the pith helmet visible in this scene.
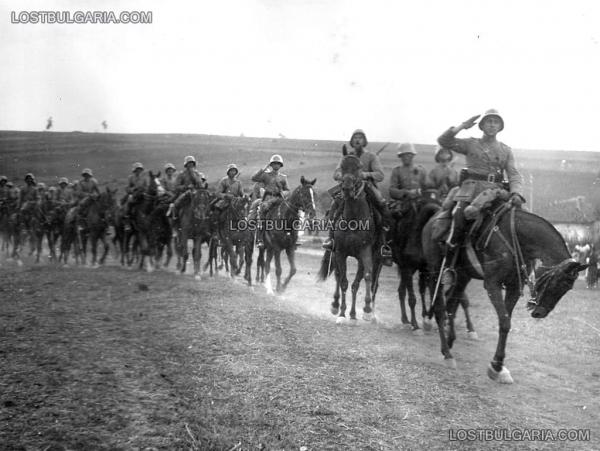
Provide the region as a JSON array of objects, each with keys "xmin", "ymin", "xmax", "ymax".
[
  {"xmin": 37, "ymin": 182, "xmax": 46, "ymax": 190},
  {"xmin": 48, "ymin": 186, "xmax": 57, "ymax": 192},
  {"xmin": 434, "ymin": 146, "xmax": 454, "ymax": 163},
  {"xmin": 0, "ymin": 175, "xmax": 7, "ymax": 183},
  {"xmin": 349, "ymin": 129, "xmax": 368, "ymax": 147},
  {"xmin": 226, "ymin": 163, "xmax": 239, "ymax": 174},
  {"xmin": 81, "ymin": 168, "xmax": 93, "ymax": 177},
  {"xmin": 132, "ymin": 162, "xmax": 144, "ymax": 172},
  {"xmin": 25, "ymin": 173, "xmax": 35, "ymax": 181},
  {"xmin": 478, "ymin": 108, "xmax": 504, "ymax": 131},
  {"xmin": 58, "ymin": 177, "xmax": 69, "ymax": 185},
  {"xmin": 184, "ymin": 155, "xmax": 196, "ymax": 167},
  {"xmin": 6, "ymin": 181, "xmax": 13, "ymax": 187},
  {"xmin": 397, "ymin": 142, "xmax": 417, "ymax": 157},
  {"xmin": 164, "ymin": 163, "xmax": 176, "ymax": 171},
  {"xmin": 269, "ymin": 154, "xmax": 284, "ymax": 166}
]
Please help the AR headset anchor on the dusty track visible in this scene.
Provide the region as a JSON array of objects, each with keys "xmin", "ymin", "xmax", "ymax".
[{"xmin": 1, "ymin": 248, "xmax": 599, "ymax": 450}]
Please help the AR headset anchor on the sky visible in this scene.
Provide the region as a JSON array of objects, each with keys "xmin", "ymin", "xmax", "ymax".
[{"xmin": 2, "ymin": 0, "xmax": 600, "ymax": 151}]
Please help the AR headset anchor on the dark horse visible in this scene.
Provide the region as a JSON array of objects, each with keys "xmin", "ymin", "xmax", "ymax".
[
  {"xmin": 422, "ymin": 202, "xmax": 588, "ymax": 383},
  {"xmin": 259, "ymin": 176, "xmax": 316, "ymax": 294},
  {"xmin": 214, "ymin": 195, "xmax": 254, "ymax": 284},
  {"xmin": 128, "ymin": 172, "xmax": 166, "ymax": 272},
  {"xmin": 80, "ymin": 188, "xmax": 118, "ymax": 267},
  {"xmin": 317, "ymin": 156, "xmax": 380, "ymax": 324},
  {"xmin": 390, "ymin": 189, "xmax": 476, "ymax": 335},
  {"xmin": 176, "ymin": 187, "xmax": 213, "ymax": 279}
]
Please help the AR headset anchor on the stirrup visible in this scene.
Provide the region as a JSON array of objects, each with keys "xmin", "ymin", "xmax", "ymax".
[
  {"xmin": 256, "ymin": 239, "xmax": 265, "ymax": 249},
  {"xmin": 322, "ymin": 238, "xmax": 333, "ymax": 250}
]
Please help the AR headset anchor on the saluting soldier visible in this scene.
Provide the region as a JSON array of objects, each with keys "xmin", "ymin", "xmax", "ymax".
[
  {"xmin": 251, "ymin": 154, "xmax": 289, "ymax": 248},
  {"xmin": 437, "ymin": 109, "xmax": 524, "ymax": 285},
  {"xmin": 322, "ymin": 129, "xmax": 392, "ymax": 263},
  {"xmin": 427, "ymin": 146, "xmax": 459, "ymax": 200}
]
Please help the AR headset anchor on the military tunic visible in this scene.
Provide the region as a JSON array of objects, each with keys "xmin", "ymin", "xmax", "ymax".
[
  {"xmin": 428, "ymin": 164, "xmax": 459, "ymax": 198},
  {"xmin": 438, "ymin": 128, "xmax": 523, "ymax": 198},
  {"xmin": 160, "ymin": 173, "xmax": 178, "ymax": 193},
  {"xmin": 389, "ymin": 164, "xmax": 427, "ymax": 200},
  {"xmin": 20, "ymin": 184, "xmax": 40, "ymax": 203},
  {"xmin": 126, "ymin": 173, "xmax": 148, "ymax": 194},
  {"xmin": 216, "ymin": 176, "xmax": 244, "ymax": 199},
  {"xmin": 333, "ymin": 149, "xmax": 384, "ymax": 183},
  {"xmin": 174, "ymin": 168, "xmax": 204, "ymax": 195},
  {"xmin": 74, "ymin": 178, "xmax": 100, "ymax": 197},
  {"xmin": 56, "ymin": 186, "xmax": 74, "ymax": 204},
  {"xmin": 251, "ymin": 169, "xmax": 289, "ymax": 199}
]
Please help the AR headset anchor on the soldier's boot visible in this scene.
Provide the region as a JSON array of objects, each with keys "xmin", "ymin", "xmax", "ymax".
[
  {"xmin": 322, "ymin": 198, "xmax": 342, "ymax": 250},
  {"xmin": 442, "ymin": 202, "xmax": 467, "ymax": 288}
]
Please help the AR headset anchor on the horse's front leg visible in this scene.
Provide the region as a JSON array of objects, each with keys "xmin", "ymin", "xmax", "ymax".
[
  {"xmin": 486, "ymin": 281, "xmax": 520, "ymax": 384},
  {"xmin": 178, "ymin": 234, "xmax": 188, "ymax": 274},
  {"xmin": 274, "ymin": 251, "xmax": 283, "ymax": 292},
  {"xmin": 398, "ymin": 268, "xmax": 410, "ymax": 325},
  {"xmin": 350, "ymin": 258, "xmax": 364, "ymax": 322},
  {"xmin": 458, "ymin": 291, "xmax": 477, "ymax": 339},
  {"xmin": 404, "ymin": 268, "xmax": 420, "ymax": 330},
  {"xmin": 99, "ymin": 232, "xmax": 110, "ymax": 265},
  {"xmin": 281, "ymin": 247, "xmax": 296, "ymax": 291},
  {"xmin": 360, "ymin": 247, "xmax": 373, "ymax": 321},
  {"xmin": 192, "ymin": 237, "xmax": 202, "ymax": 279},
  {"xmin": 335, "ymin": 254, "xmax": 348, "ymax": 324}
]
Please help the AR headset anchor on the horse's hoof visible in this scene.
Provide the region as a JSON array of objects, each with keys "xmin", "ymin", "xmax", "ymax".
[
  {"xmin": 362, "ymin": 312, "xmax": 373, "ymax": 322},
  {"xmin": 330, "ymin": 307, "xmax": 339, "ymax": 316},
  {"xmin": 422, "ymin": 318, "xmax": 433, "ymax": 332},
  {"xmin": 335, "ymin": 317, "xmax": 346, "ymax": 325},
  {"xmin": 412, "ymin": 327, "xmax": 423, "ymax": 336},
  {"xmin": 467, "ymin": 331, "xmax": 480, "ymax": 341},
  {"xmin": 444, "ymin": 357, "xmax": 457, "ymax": 369},
  {"xmin": 16, "ymin": 259, "xmax": 23, "ymax": 267},
  {"xmin": 349, "ymin": 318, "xmax": 358, "ymax": 326},
  {"xmin": 487, "ymin": 364, "xmax": 513, "ymax": 384},
  {"xmin": 194, "ymin": 274, "xmax": 201, "ymax": 281}
]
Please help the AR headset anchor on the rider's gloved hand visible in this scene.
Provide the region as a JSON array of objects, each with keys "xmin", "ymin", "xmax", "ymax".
[{"xmin": 509, "ymin": 193, "xmax": 526, "ymax": 207}]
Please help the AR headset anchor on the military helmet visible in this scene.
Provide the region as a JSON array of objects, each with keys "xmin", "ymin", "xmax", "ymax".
[
  {"xmin": 434, "ymin": 146, "xmax": 454, "ymax": 163},
  {"xmin": 48, "ymin": 186, "xmax": 58, "ymax": 193},
  {"xmin": 0, "ymin": 175, "xmax": 7, "ymax": 183},
  {"xmin": 164, "ymin": 163, "xmax": 176, "ymax": 171},
  {"xmin": 58, "ymin": 177, "xmax": 69, "ymax": 185},
  {"xmin": 349, "ymin": 129, "xmax": 368, "ymax": 147},
  {"xmin": 269, "ymin": 154, "xmax": 284, "ymax": 167},
  {"xmin": 6, "ymin": 181, "xmax": 14, "ymax": 188},
  {"xmin": 478, "ymin": 108, "xmax": 504, "ymax": 131},
  {"xmin": 184, "ymin": 155, "xmax": 196, "ymax": 167},
  {"xmin": 397, "ymin": 142, "xmax": 417, "ymax": 157},
  {"xmin": 24, "ymin": 173, "xmax": 35, "ymax": 181},
  {"xmin": 226, "ymin": 163, "xmax": 238, "ymax": 174},
  {"xmin": 81, "ymin": 168, "xmax": 93, "ymax": 177},
  {"xmin": 132, "ymin": 162, "xmax": 144, "ymax": 172},
  {"xmin": 37, "ymin": 182, "xmax": 47, "ymax": 190}
]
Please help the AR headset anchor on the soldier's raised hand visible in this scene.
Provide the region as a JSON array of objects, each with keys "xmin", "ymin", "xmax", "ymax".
[{"xmin": 462, "ymin": 114, "xmax": 481, "ymax": 129}]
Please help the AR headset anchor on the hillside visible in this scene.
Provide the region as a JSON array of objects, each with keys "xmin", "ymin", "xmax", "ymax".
[{"xmin": 1, "ymin": 130, "xmax": 600, "ymax": 219}]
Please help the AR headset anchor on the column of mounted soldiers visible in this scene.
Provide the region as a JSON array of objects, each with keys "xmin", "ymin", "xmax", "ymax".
[{"xmin": 0, "ymin": 109, "xmax": 524, "ymax": 281}]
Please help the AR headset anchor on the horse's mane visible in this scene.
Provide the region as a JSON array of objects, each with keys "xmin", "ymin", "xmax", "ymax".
[{"xmin": 514, "ymin": 209, "xmax": 570, "ymax": 256}]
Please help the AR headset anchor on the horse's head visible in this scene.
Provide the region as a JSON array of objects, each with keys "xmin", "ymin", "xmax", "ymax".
[
  {"xmin": 147, "ymin": 171, "xmax": 165, "ymax": 197},
  {"xmin": 529, "ymin": 258, "xmax": 588, "ymax": 318},
  {"xmin": 291, "ymin": 176, "xmax": 317, "ymax": 218},
  {"xmin": 190, "ymin": 189, "xmax": 211, "ymax": 220}
]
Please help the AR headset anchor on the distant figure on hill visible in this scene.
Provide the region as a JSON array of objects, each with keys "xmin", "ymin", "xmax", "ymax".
[
  {"xmin": 101, "ymin": 120, "xmax": 108, "ymax": 131},
  {"xmin": 45, "ymin": 117, "xmax": 53, "ymax": 131}
]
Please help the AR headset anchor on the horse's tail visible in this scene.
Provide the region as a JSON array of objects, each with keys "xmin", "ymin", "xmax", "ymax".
[{"xmin": 317, "ymin": 249, "xmax": 334, "ymax": 281}]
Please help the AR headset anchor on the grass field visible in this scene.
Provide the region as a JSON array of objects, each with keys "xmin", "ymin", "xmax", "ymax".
[{"xmin": 1, "ymin": 130, "xmax": 600, "ymax": 218}]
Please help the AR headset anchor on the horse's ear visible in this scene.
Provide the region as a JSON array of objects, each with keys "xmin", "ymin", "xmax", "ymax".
[
  {"xmin": 300, "ymin": 175, "xmax": 306, "ymax": 184},
  {"xmin": 311, "ymin": 178, "xmax": 316, "ymax": 185},
  {"xmin": 157, "ymin": 171, "xmax": 161, "ymax": 179},
  {"xmin": 148, "ymin": 170, "xmax": 154, "ymax": 178},
  {"xmin": 342, "ymin": 144, "xmax": 348, "ymax": 156}
]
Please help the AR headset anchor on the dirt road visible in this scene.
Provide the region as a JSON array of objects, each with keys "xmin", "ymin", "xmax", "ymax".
[{"xmin": 1, "ymin": 249, "xmax": 599, "ymax": 450}]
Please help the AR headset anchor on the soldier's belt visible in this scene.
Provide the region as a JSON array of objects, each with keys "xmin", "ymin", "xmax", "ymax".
[{"xmin": 460, "ymin": 170, "xmax": 502, "ymax": 183}]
